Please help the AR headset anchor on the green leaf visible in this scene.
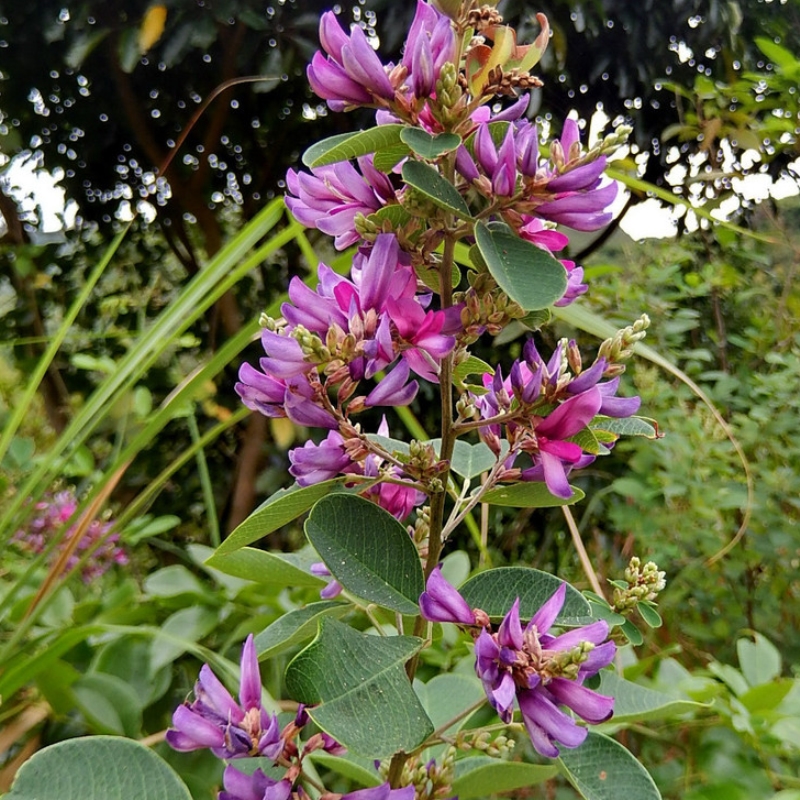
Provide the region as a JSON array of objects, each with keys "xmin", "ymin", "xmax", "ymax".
[
  {"xmin": 755, "ymin": 36, "xmax": 799, "ymax": 72},
  {"xmin": 402, "ymin": 160, "xmax": 473, "ymax": 220},
  {"xmin": 619, "ymin": 618, "xmax": 644, "ymax": 646},
  {"xmin": 737, "ymin": 633, "xmax": 782, "ymax": 687},
  {"xmin": 255, "ymin": 601, "xmax": 352, "ymax": 659},
  {"xmin": 373, "ymin": 143, "xmax": 412, "ymax": 172},
  {"xmin": 205, "ymin": 546, "xmax": 325, "ymax": 587},
  {"xmin": 454, "ymin": 356, "xmax": 494, "ymax": 384},
  {"xmin": 415, "ymin": 673, "xmax": 486, "ymax": 736},
  {"xmin": 592, "ymin": 416, "xmax": 658, "ymax": 438},
  {"xmin": 558, "ymin": 731, "xmax": 661, "ymax": 800},
  {"xmin": 453, "ymin": 758, "xmax": 558, "ymax": 799},
  {"xmin": 597, "ymin": 672, "xmax": 709, "ymax": 724},
  {"xmin": 480, "ymin": 482, "xmax": 585, "ymax": 507},
  {"xmin": 6, "ymin": 736, "xmax": 192, "ymax": 800},
  {"xmin": 426, "ymin": 438, "xmax": 499, "ymax": 480},
  {"xmin": 368, "ymin": 204, "xmax": 413, "ymax": 230},
  {"xmin": 400, "ymin": 128, "xmax": 462, "ymax": 159},
  {"xmin": 216, "ymin": 479, "xmax": 349, "ymax": 555},
  {"xmin": 708, "ymin": 661, "xmax": 749, "ymax": 697},
  {"xmin": 739, "ymin": 678, "xmax": 794, "ymax": 714},
  {"xmin": 73, "ymin": 674, "xmax": 143, "ymax": 737},
  {"xmin": 308, "ymin": 752, "xmax": 383, "ymax": 788},
  {"xmin": 459, "ymin": 567, "xmax": 592, "ymax": 625},
  {"xmin": 305, "ymin": 494, "xmax": 425, "ymax": 615},
  {"xmin": 150, "ymin": 605, "xmax": 219, "ymax": 671},
  {"xmin": 474, "ymin": 221, "xmax": 567, "ymax": 310},
  {"xmin": 637, "ymin": 603, "xmax": 662, "ymax": 628},
  {"xmin": 285, "ymin": 618, "xmax": 433, "ymax": 756},
  {"xmin": 302, "ymin": 125, "xmax": 406, "ymax": 168},
  {"xmin": 143, "ymin": 565, "xmax": 206, "ymax": 599}
]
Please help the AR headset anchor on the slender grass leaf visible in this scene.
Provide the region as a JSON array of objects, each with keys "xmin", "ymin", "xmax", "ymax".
[
  {"xmin": 255, "ymin": 601, "xmax": 352, "ymax": 659},
  {"xmin": 285, "ymin": 618, "xmax": 433, "ymax": 756},
  {"xmin": 305, "ymin": 494, "xmax": 425, "ymax": 615},
  {"xmin": 453, "ymin": 758, "xmax": 558, "ymax": 799},
  {"xmin": 6, "ymin": 736, "xmax": 192, "ymax": 800},
  {"xmin": 480, "ymin": 482, "xmax": 585, "ymax": 507},
  {"xmin": 557, "ymin": 731, "xmax": 661, "ymax": 800},
  {"xmin": 402, "ymin": 160, "xmax": 473, "ymax": 220},
  {"xmin": 400, "ymin": 128, "xmax": 462, "ymax": 159},
  {"xmin": 459, "ymin": 567, "xmax": 591, "ymax": 625},
  {"xmin": 475, "ymin": 221, "xmax": 567, "ymax": 310},
  {"xmin": 303, "ymin": 126, "xmax": 405, "ymax": 168}
]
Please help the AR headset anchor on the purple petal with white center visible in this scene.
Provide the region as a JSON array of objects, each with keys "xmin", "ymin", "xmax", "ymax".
[
  {"xmin": 547, "ymin": 677, "xmax": 614, "ymax": 723},
  {"xmin": 420, "ymin": 565, "xmax": 474, "ymax": 625}
]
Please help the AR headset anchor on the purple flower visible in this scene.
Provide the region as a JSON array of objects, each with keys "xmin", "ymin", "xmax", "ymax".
[
  {"xmin": 289, "ymin": 431, "xmax": 352, "ymax": 487},
  {"xmin": 421, "ymin": 575, "xmax": 615, "ymax": 758},
  {"xmin": 554, "ymin": 260, "xmax": 588, "ymax": 307},
  {"xmin": 419, "ymin": 565, "xmax": 477, "ymax": 625},
  {"xmin": 219, "ymin": 766, "xmax": 293, "ymax": 800},
  {"xmin": 402, "ymin": 1, "xmax": 456, "ymax": 99},
  {"xmin": 166, "ymin": 635, "xmax": 283, "ymax": 761},
  {"xmin": 310, "ymin": 561, "xmax": 344, "ymax": 599},
  {"xmin": 308, "ymin": 12, "xmax": 395, "ymax": 111},
  {"xmin": 12, "ymin": 490, "xmax": 128, "ymax": 583},
  {"xmin": 339, "ymin": 783, "xmax": 416, "ymax": 800},
  {"xmin": 285, "ymin": 157, "xmax": 396, "ymax": 250}
]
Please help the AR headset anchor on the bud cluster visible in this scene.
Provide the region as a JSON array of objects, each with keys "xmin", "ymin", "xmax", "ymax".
[{"xmin": 612, "ymin": 557, "xmax": 667, "ymax": 613}]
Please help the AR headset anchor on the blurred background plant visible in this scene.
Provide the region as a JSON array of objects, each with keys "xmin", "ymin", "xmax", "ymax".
[{"xmin": 1, "ymin": 0, "xmax": 799, "ymax": 797}]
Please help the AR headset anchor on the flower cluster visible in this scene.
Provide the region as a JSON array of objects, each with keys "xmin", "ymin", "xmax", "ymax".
[
  {"xmin": 12, "ymin": 490, "xmax": 128, "ymax": 583},
  {"xmin": 420, "ymin": 567, "xmax": 615, "ymax": 757},
  {"xmin": 465, "ymin": 339, "xmax": 641, "ymax": 498}
]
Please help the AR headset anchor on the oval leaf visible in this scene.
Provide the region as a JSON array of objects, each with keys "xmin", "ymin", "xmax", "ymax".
[
  {"xmin": 285, "ymin": 618, "xmax": 433, "ymax": 756},
  {"xmin": 305, "ymin": 494, "xmax": 425, "ymax": 615},
  {"xmin": 216, "ymin": 479, "xmax": 348, "ymax": 555},
  {"xmin": 402, "ymin": 160, "xmax": 473, "ymax": 220},
  {"xmin": 303, "ymin": 125, "xmax": 405, "ymax": 168},
  {"xmin": 480, "ymin": 482, "xmax": 585, "ymax": 507},
  {"xmin": 7, "ymin": 736, "xmax": 192, "ymax": 800},
  {"xmin": 459, "ymin": 567, "xmax": 591, "ymax": 625},
  {"xmin": 557, "ymin": 731, "xmax": 661, "ymax": 800},
  {"xmin": 255, "ymin": 601, "xmax": 352, "ymax": 659},
  {"xmin": 475, "ymin": 221, "xmax": 567, "ymax": 310},
  {"xmin": 400, "ymin": 128, "xmax": 462, "ymax": 159},
  {"xmin": 453, "ymin": 758, "xmax": 558, "ymax": 799},
  {"xmin": 205, "ymin": 546, "xmax": 325, "ymax": 588}
]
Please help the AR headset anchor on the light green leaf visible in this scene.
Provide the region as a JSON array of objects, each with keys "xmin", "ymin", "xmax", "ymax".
[
  {"xmin": 480, "ymin": 482, "xmax": 585, "ymax": 507},
  {"xmin": 415, "ymin": 673, "xmax": 486, "ymax": 735},
  {"xmin": 305, "ymin": 494, "xmax": 425, "ymax": 615},
  {"xmin": 475, "ymin": 221, "xmax": 567, "ymax": 310},
  {"xmin": 737, "ymin": 633, "xmax": 782, "ymax": 687},
  {"xmin": 72, "ymin": 674, "xmax": 143, "ymax": 737},
  {"xmin": 425, "ymin": 438, "xmax": 498, "ymax": 480},
  {"xmin": 755, "ymin": 36, "xmax": 799, "ymax": 72},
  {"xmin": 740, "ymin": 679, "xmax": 794, "ymax": 714},
  {"xmin": 637, "ymin": 603, "xmax": 662, "ymax": 628},
  {"xmin": 373, "ymin": 143, "xmax": 412, "ymax": 172},
  {"xmin": 368, "ymin": 205, "xmax": 413, "ymax": 230},
  {"xmin": 143, "ymin": 565, "xmax": 207, "ymax": 598},
  {"xmin": 402, "ymin": 160, "xmax": 473, "ymax": 220},
  {"xmin": 308, "ymin": 752, "xmax": 383, "ymax": 788},
  {"xmin": 619, "ymin": 618, "xmax": 644, "ymax": 646},
  {"xmin": 285, "ymin": 618, "xmax": 433, "ymax": 756},
  {"xmin": 303, "ymin": 125, "xmax": 406, "ymax": 168},
  {"xmin": 454, "ymin": 356, "xmax": 494, "ymax": 384},
  {"xmin": 558, "ymin": 731, "xmax": 661, "ymax": 800},
  {"xmin": 400, "ymin": 128, "xmax": 462, "ymax": 159},
  {"xmin": 459, "ymin": 567, "xmax": 591, "ymax": 625},
  {"xmin": 6, "ymin": 736, "xmax": 192, "ymax": 800},
  {"xmin": 215, "ymin": 479, "xmax": 349, "ymax": 555},
  {"xmin": 205, "ymin": 546, "xmax": 325, "ymax": 588},
  {"xmin": 150, "ymin": 605, "xmax": 219, "ymax": 671},
  {"xmin": 708, "ymin": 661, "xmax": 749, "ymax": 697},
  {"xmin": 453, "ymin": 758, "xmax": 558, "ymax": 799},
  {"xmin": 255, "ymin": 601, "xmax": 352, "ymax": 659},
  {"xmin": 598, "ymin": 672, "xmax": 709, "ymax": 724},
  {"xmin": 592, "ymin": 416, "xmax": 658, "ymax": 438}
]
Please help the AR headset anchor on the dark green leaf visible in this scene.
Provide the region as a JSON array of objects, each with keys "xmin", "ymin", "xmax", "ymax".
[
  {"xmin": 368, "ymin": 205, "xmax": 413, "ymax": 230},
  {"xmin": 373, "ymin": 143, "xmax": 412, "ymax": 172},
  {"xmin": 597, "ymin": 672, "xmax": 708, "ymax": 724},
  {"xmin": 558, "ymin": 731, "xmax": 661, "ymax": 800},
  {"xmin": 285, "ymin": 619, "xmax": 433, "ymax": 756},
  {"xmin": 475, "ymin": 221, "xmax": 567, "ymax": 310},
  {"xmin": 303, "ymin": 126, "xmax": 405, "ymax": 168},
  {"xmin": 305, "ymin": 494, "xmax": 425, "ymax": 614},
  {"xmin": 400, "ymin": 128, "xmax": 462, "ymax": 159},
  {"xmin": 216, "ymin": 479, "xmax": 349, "ymax": 555},
  {"xmin": 6, "ymin": 736, "xmax": 192, "ymax": 800},
  {"xmin": 255, "ymin": 601, "xmax": 352, "ymax": 659},
  {"xmin": 402, "ymin": 160, "xmax": 472, "ymax": 220},
  {"xmin": 453, "ymin": 758, "xmax": 558, "ymax": 799},
  {"xmin": 459, "ymin": 567, "xmax": 592, "ymax": 625},
  {"xmin": 205, "ymin": 546, "xmax": 325, "ymax": 588},
  {"xmin": 308, "ymin": 752, "xmax": 383, "ymax": 788},
  {"xmin": 619, "ymin": 618, "xmax": 644, "ymax": 646},
  {"xmin": 480, "ymin": 482, "xmax": 585, "ymax": 507}
]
